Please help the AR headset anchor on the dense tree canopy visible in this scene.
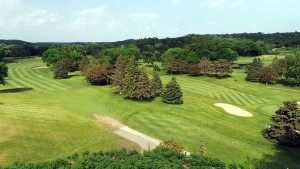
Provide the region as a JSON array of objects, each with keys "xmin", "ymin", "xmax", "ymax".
[
  {"xmin": 284, "ymin": 53, "xmax": 300, "ymax": 85},
  {"xmin": 85, "ymin": 64, "xmax": 113, "ymax": 85},
  {"xmin": 246, "ymin": 58, "xmax": 264, "ymax": 82}
]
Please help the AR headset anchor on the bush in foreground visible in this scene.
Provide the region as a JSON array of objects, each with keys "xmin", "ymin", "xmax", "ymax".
[{"xmin": 1, "ymin": 147, "xmax": 227, "ymax": 169}]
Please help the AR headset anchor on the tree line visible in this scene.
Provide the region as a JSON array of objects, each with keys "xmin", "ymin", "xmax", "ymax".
[{"xmin": 246, "ymin": 52, "xmax": 300, "ymax": 86}]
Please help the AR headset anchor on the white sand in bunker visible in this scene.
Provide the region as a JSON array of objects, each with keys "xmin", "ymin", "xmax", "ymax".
[{"xmin": 214, "ymin": 103, "xmax": 253, "ymax": 117}]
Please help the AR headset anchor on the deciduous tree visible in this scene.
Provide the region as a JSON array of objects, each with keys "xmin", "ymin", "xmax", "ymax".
[
  {"xmin": 260, "ymin": 66, "xmax": 279, "ymax": 84},
  {"xmin": 246, "ymin": 58, "xmax": 264, "ymax": 82},
  {"xmin": 285, "ymin": 53, "xmax": 300, "ymax": 85},
  {"xmin": 85, "ymin": 64, "xmax": 112, "ymax": 85},
  {"xmin": 214, "ymin": 59, "xmax": 232, "ymax": 78}
]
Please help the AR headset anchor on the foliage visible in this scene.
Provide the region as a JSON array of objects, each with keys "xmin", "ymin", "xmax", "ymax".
[
  {"xmin": 161, "ymin": 76, "xmax": 183, "ymax": 104},
  {"xmin": 99, "ymin": 45, "xmax": 140, "ymax": 64},
  {"xmin": 159, "ymin": 138, "xmax": 185, "ymax": 152},
  {"xmin": 111, "ymin": 55, "xmax": 127, "ymax": 93},
  {"xmin": 188, "ymin": 64, "xmax": 200, "ymax": 76},
  {"xmin": 264, "ymin": 101, "xmax": 300, "ymax": 146},
  {"xmin": 122, "ymin": 57, "xmax": 141, "ymax": 95},
  {"xmin": 260, "ymin": 66, "xmax": 279, "ymax": 84},
  {"xmin": 214, "ymin": 59, "xmax": 233, "ymax": 78},
  {"xmin": 0, "ymin": 62, "xmax": 8, "ymax": 85},
  {"xmin": 162, "ymin": 48, "xmax": 190, "ymax": 74},
  {"xmin": 246, "ymin": 58, "xmax": 264, "ymax": 82},
  {"xmin": 198, "ymin": 57, "xmax": 214, "ymax": 76},
  {"xmin": 150, "ymin": 70, "xmax": 163, "ymax": 95},
  {"xmin": 284, "ymin": 53, "xmax": 300, "ymax": 85},
  {"xmin": 129, "ymin": 70, "xmax": 154, "ymax": 100},
  {"xmin": 142, "ymin": 51, "xmax": 155, "ymax": 66},
  {"xmin": 85, "ymin": 64, "xmax": 113, "ymax": 85},
  {"xmin": 1, "ymin": 147, "xmax": 229, "ymax": 169},
  {"xmin": 42, "ymin": 44, "xmax": 86, "ymax": 69},
  {"xmin": 78, "ymin": 55, "xmax": 90, "ymax": 74},
  {"xmin": 271, "ymin": 57, "xmax": 287, "ymax": 77},
  {"xmin": 53, "ymin": 58, "xmax": 73, "ymax": 79}
]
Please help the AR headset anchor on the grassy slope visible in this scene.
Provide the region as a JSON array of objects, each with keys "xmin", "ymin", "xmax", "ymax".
[
  {"xmin": 0, "ymin": 58, "xmax": 140, "ymax": 164},
  {"xmin": 0, "ymin": 57, "xmax": 299, "ymax": 168}
]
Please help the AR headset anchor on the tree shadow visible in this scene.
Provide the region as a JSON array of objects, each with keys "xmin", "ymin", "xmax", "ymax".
[
  {"xmin": 0, "ymin": 88, "xmax": 33, "ymax": 93},
  {"xmin": 277, "ymin": 79, "xmax": 300, "ymax": 87},
  {"xmin": 253, "ymin": 145, "xmax": 300, "ymax": 169}
]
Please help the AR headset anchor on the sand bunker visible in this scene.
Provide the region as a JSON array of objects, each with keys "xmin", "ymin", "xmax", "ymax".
[
  {"xmin": 32, "ymin": 66, "xmax": 49, "ymax": 69},
  {"xmin": 214, "ymin": 103, "xmax": 253, "ymax": 117}
]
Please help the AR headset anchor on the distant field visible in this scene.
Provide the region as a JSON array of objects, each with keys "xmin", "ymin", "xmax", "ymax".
[{"xmin": 0, "ymin": 57, "xmax": 299, "ymax": 168}]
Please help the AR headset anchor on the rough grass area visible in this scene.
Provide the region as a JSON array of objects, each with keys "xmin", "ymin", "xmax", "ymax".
[{"xmin": 0, "ymin": 57, "xmax": 299, "ymax": 168}]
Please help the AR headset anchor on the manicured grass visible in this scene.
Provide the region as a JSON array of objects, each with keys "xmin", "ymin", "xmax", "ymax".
[{"xmin": 0, "ymin": 57, "xmax": 299, "ymax": 168}]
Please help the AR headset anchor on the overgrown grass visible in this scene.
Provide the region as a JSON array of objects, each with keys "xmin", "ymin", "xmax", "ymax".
[{"xmin": 0, "ymin": 57, "xmax": 299, "ymax": 168}]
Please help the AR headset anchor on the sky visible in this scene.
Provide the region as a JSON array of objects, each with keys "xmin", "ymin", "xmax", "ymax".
[{"xmin": 0, "ymin": 0, "xmax": 299, "ymax": 42}]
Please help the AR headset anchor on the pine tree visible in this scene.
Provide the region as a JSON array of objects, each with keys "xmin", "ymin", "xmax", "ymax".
[
  {"xmin": 150, "ymin": 71, "xmax": 163, "ymax": 95},
  {"xmin": 246, "ymin": 58, "xmax": 263, "ymax": 82},
  {"xmin": 130, "ymin": 71, "xmax": 154, "ymax": 100},
  {"xmin": 111, "ymin": 56, "xmax": 127, "ymax": 94},
  {"xmin": 264, "ymin": 101, "xmax": 300, "ymax": 146},
  {"xmin": 161, "ymin": 76, "xmax": 183, "ymax": 104},
  {"xmin": 122, "ymin": 57, "xmax": 140, "ymax": 95}
]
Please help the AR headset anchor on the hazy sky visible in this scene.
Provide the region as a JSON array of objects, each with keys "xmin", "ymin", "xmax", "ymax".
[{"xmin": 0, "ymin": 0, "xmax": 299, "ymax": 42}]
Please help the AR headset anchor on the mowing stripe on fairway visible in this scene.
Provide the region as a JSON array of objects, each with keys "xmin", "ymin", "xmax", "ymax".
[{"xmin": 7, "ymin": 59, "xmax": 68, "ymax": 91}]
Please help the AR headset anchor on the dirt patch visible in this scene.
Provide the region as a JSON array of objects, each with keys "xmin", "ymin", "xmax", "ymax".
[
  {"xmin": 93, "ymin": 113, "xmax": 125, "ymax": 130},
  {"xmin": 32, "ymin": 66, "xmax": 49, "ymax": 69},
  {"xmin": 214, "ymin": 103, "xmax": 253, "ymax": 117}
]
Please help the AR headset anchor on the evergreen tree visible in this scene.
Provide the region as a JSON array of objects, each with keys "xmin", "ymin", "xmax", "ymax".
[
  {"xmin": 260, "ymin": 66, "xmax": 279, "ymax": 84},
  {"xmin": 122, "ymin": 57, "xmax": 140, "ymax": 95},
  {"xmin": 0, "ymin": 62, "xmax": 8, "ymax": 85},
  {"xmin": 111, "ymin": 56, "xmax": 127, "ymax": 94},
  {"xmin": 130, "ymin": 71, "xmax": 154, "ymax": 100},
  {"xmin": 246, "ymin": 58, "xmax": 264, "ymax": 82},
  {"xmin": 264, "ymin": 101, "xmax": 300, "ymax": 146},
  {"xmin": 150, "ymin": 71, "xmax": 163, "ymax": 95},
  {"xmin": 161, "ymin": 76, "xmax": 183, "ymax": 104},
  {"xmin": 214, "ymin": 59, "xmax": 233, "ymax": 78}
]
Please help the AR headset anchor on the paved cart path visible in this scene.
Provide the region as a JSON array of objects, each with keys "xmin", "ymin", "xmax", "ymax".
[{"xmin": 93, "ymin": 113, "xmax": 190, "ymax": 155}]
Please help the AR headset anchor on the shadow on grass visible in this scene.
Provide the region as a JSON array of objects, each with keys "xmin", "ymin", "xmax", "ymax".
[
  {"xmin": 0, "ymin": 88, "xmax": 33, "ymax": 93},
  {"xmin": 277, "ymin": 79, "xmax": 300, "ymax": 87},
  {"xmin": 232, "ymin": 144, "xmax": 300, "ymax": 169}
]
